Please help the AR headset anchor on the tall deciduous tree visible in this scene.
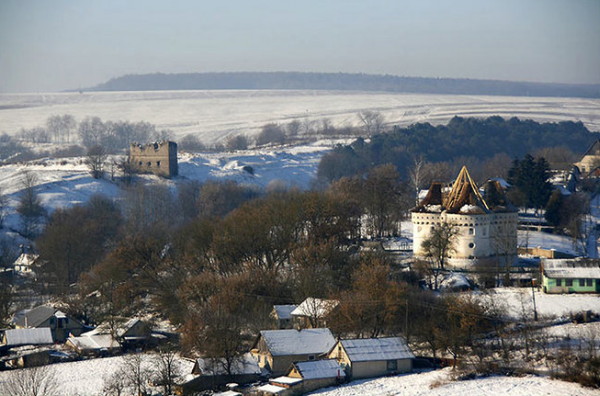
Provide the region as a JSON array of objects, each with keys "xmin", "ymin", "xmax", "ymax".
[{"xmin": 17, "ymin": 171, "xmax": 46, "ymax": 238}]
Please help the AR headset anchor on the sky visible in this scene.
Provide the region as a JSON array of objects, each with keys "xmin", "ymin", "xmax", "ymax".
[{"xmin": 0, "ymin": 0, "xmax": 599, "ymax": 93}]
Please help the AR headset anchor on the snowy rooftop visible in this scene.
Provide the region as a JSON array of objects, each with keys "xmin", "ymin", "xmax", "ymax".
[
  {"xmin": 270, "ymin": 376, "xmax": 303, "ymax": 385},
  {"xmin": 194, "ymin": 353, "xmax": 260, "ymax": 376},
  {"xmin": 257, "ymin": 384, "xmax": 287, "ymax": 394},
  {"xmin": 2, "ymin": 327, "xmax": 53, "ymax": 347},
  {"xmin": 260, "ymin": 328, "xmax": 336, "ymax": 356},
  {"xmin": 67, "ymin": 334, "xmax": 120, "ymax": 351},
  {"xmin": 272, "ymin": 305, "xmax": 297, "ymax": 320},
  {"xmin": 293, "ymin": 359, "xmax": 345, "ymax": 380},
  {"xmin": 543, "ymin": 258, "xmax": 600, "ymax": 279},
  {"xmin": 291, "ymin": 298, "xmax": 339, "ymax": 318},
  {"xmin": 340, "ymin": 337, "xmax": 415, "ymax": 362}
]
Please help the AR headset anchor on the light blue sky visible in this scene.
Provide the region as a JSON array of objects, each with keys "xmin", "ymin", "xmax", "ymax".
[{"xmin": 1, "ymin": 0, "xmax": 599, "ymax": 92}]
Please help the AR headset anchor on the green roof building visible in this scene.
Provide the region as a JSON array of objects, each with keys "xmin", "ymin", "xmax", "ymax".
[{"xmin": 541, "ymin": 258, "xmax": 600, "ymax": 294}]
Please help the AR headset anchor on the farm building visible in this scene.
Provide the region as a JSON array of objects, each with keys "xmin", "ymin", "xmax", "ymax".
[
  {"xmin": 12, "ymin": 305, "xmax": 86, "ymax": 342},
  {"xmin": 271, "ymin": 305, "xmax": 297, "ymax": 329},
  {"xmin": 291, "ymin": 298, "xmax": 339, "ymax": 329},
  {"xmin": 263, "ymin": 359, "xmax": 345, "ymax": 396},
  {"xmin": 128, "ymin": 141, "xmax": 178, "ymax": 178},
  {"xmin": 541, "ymin": 258, "xmax": 600, "ymax": 293},
  {"xmin": 181, "ymin": 353, "xmax": 261, "ymax": 394},
  {"xmin": 251, "ymin": 328, "xmax": 336, "ymax": 376},
  {"xmin": 411, "ymin": 166, "xmax": 518, "ymax": 268},
  {"xmin": 328, "ymin": 337, "xmax": 414, "ymax": 379},
  {"xmin": 574, "ymin": 139, "xmax": 600, "ymax": 174}
]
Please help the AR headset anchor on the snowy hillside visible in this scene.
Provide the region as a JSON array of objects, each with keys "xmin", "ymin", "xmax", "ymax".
[
  {"xmin": 310, "ymin": 368, "xmax": 599, "ymax": 396},
  {"xmin": 1, "ymin": 90, "xmax": 599, "ymax": 144}
]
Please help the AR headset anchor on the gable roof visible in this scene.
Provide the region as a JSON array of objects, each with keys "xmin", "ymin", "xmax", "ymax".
[
  {"xmin": 259, "ymin": 328, "xmax": 336, "ymax": 356},
  {"xmin": 3, "ymin": 328, "xmax": 53, "ymax": 346},
  {"xmin": 67, "ymin": 334, "xmax": 120, "ymax": 351},
  {"xmin": 272, "ymin": 305, "xmax": 297, "ymax": 321},
  {"xmin": 339, "ymin": 337, "xmax": 415, "ymax": 362},
  {"xmin": 85, "ymin": 318, "xmax": 150, "ymax": 338},
  {"xmin": 444, "ymin": 166, "xmax": 489, "ymax": 213},
  {"xmin": 194, "ymin": 353, "xmax": 260, "ymax": 376},
  {"xmin": 13, "ymin": 306, "xmax": 57, "ymax": 328},
  {"xmin": 291, "ymin": 298, "xmax": 339, "ymax": 318},
  {"xmin": 291, "ymin": 359, "xmax": 345, "ymax": 380},
  {"xmin": 580, "ymin": 139, "xmax": 600, "ymax": 158},
  {"xmin": 542, "ymin": 258, "xmax": 600, "ymax": 279}
]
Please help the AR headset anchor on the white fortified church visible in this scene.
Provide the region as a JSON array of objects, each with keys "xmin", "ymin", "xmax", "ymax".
[{"xmin": 411, "ymin": 166, "xmax": 518, "ymax": 268}]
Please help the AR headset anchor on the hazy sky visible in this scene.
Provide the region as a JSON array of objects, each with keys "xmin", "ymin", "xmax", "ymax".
[{"xmin": 1, "ymin": 0, "xmax": 599, "ymax": 92}]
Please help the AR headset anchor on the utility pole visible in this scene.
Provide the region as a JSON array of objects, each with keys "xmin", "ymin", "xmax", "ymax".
[
  {"xmin": 531, "ymin": 278, "xmax": 538, "ymax": 321},
  {"xmin": 405, "ymin": 299, "xmax": 409, "ymax": 343}
]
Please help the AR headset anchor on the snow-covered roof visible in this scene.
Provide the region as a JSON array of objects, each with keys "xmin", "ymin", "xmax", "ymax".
[
  {"xmin": 3, "ymin": 328, "xmax": 53, "ymax": 346},
  {"xmin": 13, "ymin": 253, "xmax": 38, "ymax": 267},
  {"xmin": 213, "ymin": 391, "xmax": 242, "ymax": 396},
  {"xmin": 292, "ymin": 359, "xmax": 345, "ymax": 380},
  {"xmin": 195, "ymin": 353, "xmax": 260, "ymax": 376},
  {"xmin": 260, "ymin": 328, "xmax": 336, "ymax": 356},
  {"xmin": 13, "ymin": 305, "xmax": 57, "ymax": 328},
  {"xmin": 83, "ymin": 317, "xmax": 148, "ymax": 338},
  {"xmin": 257, "ymin": 384, "xmax": 287, "ymax": 394},
  {"xmin": 270, "ymin": 376, "xmax": 303, "ymax": 385},
  {"xmin": 339, "ymin": 337, "xmax": 415, "ymax": 362},
  {"xmin": 543, "ymin": 258, "xmax": 600, "ymax": 279},
  {"xmin": 272, "ymin": 305, "xmax": 297, "ymax": 320},
  {"xmin": 67, "ymin": 334, "xmax": 120, "ymax": 351},
  {"xmin": 291, "ymin": 298, "xmax": 339, "ymax": 318}
]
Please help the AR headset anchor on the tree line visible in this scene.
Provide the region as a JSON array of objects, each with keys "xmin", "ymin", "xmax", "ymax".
[{"xmin": 318, "ymin": 116, "xmax": 594, "ymax": 183}]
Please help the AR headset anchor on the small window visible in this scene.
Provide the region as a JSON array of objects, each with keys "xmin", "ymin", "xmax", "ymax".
[
  {"xmin": 556, "ymin": 279, "xmax": 562, "ymax": 287},
  {"xmin": 579, "ymin": 279, "xmax": 586, "ymax": 287},
  {"xmin": 308, "ymin": 355, "xmax": 315, "ymax": 360},
  {"xmin": 387, "ymin": 360, "xmax": 398, "ymax": 371},
  {"xmin": 138, "ymin": 161, "xmax": 142, "ymax": 166},
  {"xmin": 147, "ymin": 161, "xmax": 151, "ymax": 167},
  {"xmin": 156, "ymin": 161, "xmax": 161, "ymax": 167},
  {"xmin": 469, "ymin": 228, "xmax": 474, "ymax": 235},
  {"xmin": 586, "ymin": 279, "xmax": 593, "ymax": 287},
  {"xmin": 566, "ymin": 279, "xmax": 573, "ymax": 287},
  {"xmin": 468, "ymin": 242, "xmax": 475, "ymax": 249}
]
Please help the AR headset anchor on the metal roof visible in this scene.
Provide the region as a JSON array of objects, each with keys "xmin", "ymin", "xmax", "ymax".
[
  {"xmin": 260, "ymin": 328, "xmax": 335, "ymax": 356},
  {"xmin": 293, "ymin": 359, "xmax": 345, "ymax": 380},
  {"xmin": 3, "ymin": 328, "xmax": 53, "ymax": 346},
  {"xmin": 543, "ymin": 258, "xmax": 600, "ymax": 279},
  {"xmin": 291, "ymin": 298, "xmax": 339, "ymax": 318},
  {"xmin": 195, "ymin": 353, "xmax": 260, "ymax": 376},
  {"xmin": 272, "ymin": 305, "xmax": 297, "ymax": 320},
  {"xmin": 340, "ymin": 337, "xmax": 415, "ymax": 362},
  {"xmin": 67, "ymin": 334, "xmax": 120, "ymax": 351},
  {"xmin": 13, "ymin": 306, "xmax": 56, "ymax": 328}
]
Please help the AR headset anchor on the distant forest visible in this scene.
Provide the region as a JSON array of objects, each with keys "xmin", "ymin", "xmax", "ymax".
[
  {"xmin": 317, "ymin": 116, "xmax": 597, "ymax": 182},
  {"xmin": 85, "ymin": 72, "xmax": 600, "ymax": 98}
]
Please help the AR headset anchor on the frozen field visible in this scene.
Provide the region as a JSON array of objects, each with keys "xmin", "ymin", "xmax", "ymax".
[{"xmin": 1, "ymin": 90, "xmax": 599, "ymax": 144}]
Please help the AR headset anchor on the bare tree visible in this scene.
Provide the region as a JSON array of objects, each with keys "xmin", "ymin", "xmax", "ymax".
[
  {"xmin": 85, "ymin": 145, "xmax": 108, "ymax": 179},
  {"xmin": 409, "ymin": 155, "xmax": 426, "ymax": 205},
  {"xmin": 17, "ymin": 171, "xmax": 45, "ymax": 238},
  {"xmin": 357, "ymin": 110, "xmax": 384, "ymax": 136},
  {"xmin": 153, "ymin": 347, "xmax": 183, "ymax": 396},
  {"xmin": 0, "ymin": 365, "xmax": 58, "ymax": 396}
]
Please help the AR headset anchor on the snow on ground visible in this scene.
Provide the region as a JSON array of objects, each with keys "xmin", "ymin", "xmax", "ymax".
[
  {"xmin": 476, "ymin": 288, "xmax": 600, "ymax": 320},
  {"xmin": 1, "ymin": 90, "xmax": 599, "ymax": 144},
  {"xmin": 310, "ymin": 368, "xmax": 599, "ymax": 396},
  {"xmin": 0, "ymin": 354, "xmax": 194, "ymax": 396}
]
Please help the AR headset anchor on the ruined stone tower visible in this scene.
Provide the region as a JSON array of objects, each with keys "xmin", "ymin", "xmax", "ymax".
[{"xmin": 128, "ymin": 141, "xmax": 178, "ymax": 178}]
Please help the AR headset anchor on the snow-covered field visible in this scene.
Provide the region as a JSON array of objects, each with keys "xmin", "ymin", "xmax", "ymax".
[
  {"xmin": 476, "ymin": 288, "xmax": 600, "ymax": 320},
  {"xmin": 1, "ymin": 90, "xmax": 599, "ymax": 143},
  {"xmin": 0, "ymin": 354, "xmax": 194, "ymax": 396},
  {"xmin": 310, "ymin": 368, "xmax": 599, "ymax": 396}
]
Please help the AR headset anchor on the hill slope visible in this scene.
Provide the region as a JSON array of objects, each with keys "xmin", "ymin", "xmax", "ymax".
[{"xmin": 86, "ymin": 72, "xmax": 600, "ymax": 99}]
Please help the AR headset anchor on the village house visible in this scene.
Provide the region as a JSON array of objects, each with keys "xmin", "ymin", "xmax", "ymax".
[
  {"xmin": 271, "ymin": 305, "xmax": 297, "ymax": 329},
  {"xmin": 260, "ymin": 359, "xmax": 345, "ymax": 396},
  {"xmin": 128, "ymin": 141, "xmax": 178, "ymax": 178},
  {"xmin": 327, "ymin": 337, "xmax": 414, "ymax": 379},
  {"xmin": 412, "ymin": 166, "xmax": 518, "ymax": 268},
  {"xmin": 65, "ymin": 333, "xmax": 121, "ymax": 356},
  {"xmin": 181, "ymin": 353, "xmax": 261, "ymax": 394},
  {"xmin": 541, "ymin": 258, "xmax": 600, "ymax": 294},
  {"xmin": 251, "ymin": 328, "xmax": 336, "ymax": 376},
  {"xmin": 290, "ymin": 298, "xmax": 339, "ymax": 329},
  {"xmin": 574, "ymin": 139, "xmax": 600, "ymax": 174},
  {"xmin": 12, "ymin": 305, "xmax": 87, "ymax": 342}
]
